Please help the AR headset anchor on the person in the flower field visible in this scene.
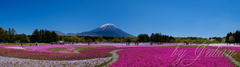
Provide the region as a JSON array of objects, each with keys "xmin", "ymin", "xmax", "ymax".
[
  {"xmin": 21, "ymin": 42, "xmax": 23, "ymax": 47},
  {"xmin": 36, "ymin": 42, "xmax": 37, "ymax": 46}
]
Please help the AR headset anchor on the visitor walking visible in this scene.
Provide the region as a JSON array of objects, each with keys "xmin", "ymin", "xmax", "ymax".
[
  {"xmin": 21, "ymin": 42, "xmax": 23, "ymax": 47},
  {"xmin": 35, "ymin": 42, "xmax": 38, "ymax": 46}
]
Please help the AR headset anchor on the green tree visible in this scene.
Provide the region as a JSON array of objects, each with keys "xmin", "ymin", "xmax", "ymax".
[
  {"xmin": 150, "ymin": 33, "xmax": 154, "ymax": 42},
  {"xmin": 44, "ymin": 30, "xmax": 52, "ymax": 43},
  {"xmin": 70, "ymin": 35, "xmax": 79, "ymax": 42},
  {"xmin": 0, "ymin": 27, "xmax": 6, "ymax": 42},
  {"xmin": 137, "ymin": 34, "xmax": 149, "ymax": 42},
  {"xmin": 87, "ymin": 39, "xmax": 93, "ymax": 42},
  {"xmin": 112, "ymin": 38, "xmax": 120, "ymax": 43},
  {"xmin": 222, "ymin": 38, "xmax": 226, "ymax": 43},
  {"xmin": 51, "ymin": 31, "xmax": 58, "ymax": 42},
  {"xmin": 226, "ymin": 32, "xmax": 233, "ymax": 43},
  {"xmin": 11, "ymin": 28, "xmax": 16, "ymax": 43},
  {"xmin": 170, "ymin": 39, "xmax": 175, "ymax": 42},
  {"xmin": 59, "ymin": 36, "xmax": 64, "ymax": 41},
  {"xmin": 175, "ymin": 37, "xmax": 182, "ymax": 43},
  {"xmin": 30, "ymin": 29, "xmax": 41, "ymax": 43},
  {"xmin": 7, "ymin": 28, "xmax": 12, "ymax": 42},
  {"xmin": 64, "ymin": 37, "xmax": 71, "ymax": 42},
  {"xmin": 126, "ymin": 37, "xmax": 132, "ymax": 42},
  {"xmin": 234, "ymin": 30, "xmax": 240, "ymax": 43},
  {"xmin": 39, "ymin": 29, "xmax": 45, "ymax": 42},
  {"xmin": 4, "ymin": 30, "xmax": 10, "ymax": 43},
  {"xmin": 229, "ymin": 36, "xmax": 235, "ymax": 43},
  {"xmin": 16, "ymin": 34, "xmax": 30, "ymax": 43},
  {"xmin": 102, "ymin": 39, "xmax": 108, "ymax": 42}
]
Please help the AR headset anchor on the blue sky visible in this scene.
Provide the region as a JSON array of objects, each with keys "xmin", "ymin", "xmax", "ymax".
[{"xmin": 0, "ymin": 0, "xmax": 239, "ymax": 38}]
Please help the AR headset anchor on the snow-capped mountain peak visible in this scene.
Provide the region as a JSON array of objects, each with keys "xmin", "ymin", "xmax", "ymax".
[
  {"xmin": 100, "ymin": 23, "xmax": 118, "ymax": 30},
  {"xmin": 77, "ymin": 23, "xmax": 134, "ymax": 37}
]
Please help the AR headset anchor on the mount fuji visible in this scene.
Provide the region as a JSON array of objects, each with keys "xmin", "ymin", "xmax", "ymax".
[{"xmin": 76, "ymin": 23, "xmax": 134, "ymax": 37}]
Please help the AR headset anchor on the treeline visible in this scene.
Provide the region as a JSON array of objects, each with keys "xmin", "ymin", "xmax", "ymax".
[
  {"xmin": 0, "ymin": 27, "xmax": 30, "ymax": 43},
  {"xmin": 174, "ymin": 37, "xmax": 224, "ymax": 43},
  {"xmin": 30, "ymin": 29, "xmax": 58, "ymax": 43},
  {"xmin": 226, "ymin": 30, "xmax": 240, "ymax": 43},
  {"xmin": 61, "ymin": 33, "xmax": 175, "ymax": 43},
  {"xmin": 137, "ymin": 33, "xmax": 175, "ymax": 43},
  {"xmin": 61, "ymin": 35, "xmax": 136, "ymax": 43},
  {"xmin": 1, "ymin": 27, "xmax": 239, "ymax": 43}
]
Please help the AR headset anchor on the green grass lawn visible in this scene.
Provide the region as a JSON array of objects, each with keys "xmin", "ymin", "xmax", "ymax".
[
  {"xmin": 176, "ymin": 45, "xmax": 210, "ymax": 48},
  {"xmin": 48, "ymin": 47, "xmax": 67, "ymax": 52}
]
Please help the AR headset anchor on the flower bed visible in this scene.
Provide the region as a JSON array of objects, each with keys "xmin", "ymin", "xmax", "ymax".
[
  {"xmin": 24, "ymin": 45, "xmax": 77, "ymax": 53},
  {"xmin": 0, "ymin": 55, "xmax": 112, "ymax": 67},
  {"xmin": 110, "ymin": 47, "xmax": 234, "ymax": 67},
  {"xmin": 0, "ymin": 47, "xmax": 111, "ymax": 60}
]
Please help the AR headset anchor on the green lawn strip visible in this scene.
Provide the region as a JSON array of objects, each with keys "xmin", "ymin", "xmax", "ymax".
[
  {"xmin": 97, "ymin": 49, "xmax": 122, "ymax": 67},
  {"xmin": 70, "ymin": 46, "xmax": 97, "ymax": 52},
  {"xmin": 97, "ymin": 58, "xmax": 113, "ymax": 67},
  {"xmin": 156, "ymin": 46, "xmax": 178, "ymax": 47},
  {"xmin": 182, "ymin": 46, "xmax": 238, "ymax": 66},
  {"xmin": 232, "ymin": 51, "xmax": 240, "ymax": 67},
  {"xmin": 213, "ymin": 48, "xmax": 240, "ymax": 67},
  {"xmin": 48, "ymin": 47, "xmax": 67, "ymax": 52},
  {"xmin": 176, "ymin": 45, "xmax": 210, "ymax": 48},
  {"xmin": 202, "ymin": 46, "xmax": 239, "ymax": 67},
  {"xmin": 71, "ymin": 46, "xmax": 116, "ymax": 53}
]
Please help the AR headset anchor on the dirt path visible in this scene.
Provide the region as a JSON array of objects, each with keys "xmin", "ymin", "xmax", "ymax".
[{"xmin": 102, "ymin": 49, "xmax": 122, "ymax": 67}]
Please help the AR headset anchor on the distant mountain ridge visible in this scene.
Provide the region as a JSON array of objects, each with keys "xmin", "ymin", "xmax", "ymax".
[
  {"xmin": 77, "ymin": 23, "xmax": 134, "ymax": 37},
  {"xmin": 55, "ymin": 23, "xmax": 134, "ymax": 37},
  {"xmin": 49, "ymin": 31, "xmax": 66, "ymax": 36}
]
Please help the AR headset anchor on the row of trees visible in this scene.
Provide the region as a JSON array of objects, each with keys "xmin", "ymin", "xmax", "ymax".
[
  {"xmin": 0, "ymin": 27, "xmax": 29, "ymax": 43},
  {"xmin": 137, "ymin": 33, "xmax": 175, "ymax": 43},
  {"xmin": 0, "ymin": 27, "xmax": 138, "ymax": 43},
  {"xmin": 150, "ymin": 33, "xmax": 175, "ymax": 42},
  {"xmin": 61, "ymin": 35, "xmax": 136, "ymax": 43},
  {"xmin": 226, "ymin": 30, "xmax": 240, "ymax": 43},
  {"xmin": 0, "ymin": 28, "xmax": 58, "ymax": 43},
  {"xmin": 30, "ymin": 29, "xmax": 58, "ymax": 43},
  {"xmin": 1, "ymin": 27, "xmax": 238, "ymax": 43}
]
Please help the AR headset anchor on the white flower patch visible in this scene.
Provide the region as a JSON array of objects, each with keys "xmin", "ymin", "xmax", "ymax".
[{"xmin": 0, "ymin": 56, "xmax": 111, "ymax": 67}]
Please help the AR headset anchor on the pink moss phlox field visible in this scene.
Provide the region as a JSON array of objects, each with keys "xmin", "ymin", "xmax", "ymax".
[
  {"xmin": 0, "ymin": 47, "xmax": 111, "ymax": 60},
  {"xmin": 110, "ymin": 47, "xmax": 234, "ymax": 67}
]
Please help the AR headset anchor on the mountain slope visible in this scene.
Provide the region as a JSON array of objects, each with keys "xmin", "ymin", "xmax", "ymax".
[
  {"xmin": 77, "ymin": 23, "xmax": 134, "ymax": 37},
  {"xmin": 49, "ymin": 31, "xmax": 66, "ymax": 36}
]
